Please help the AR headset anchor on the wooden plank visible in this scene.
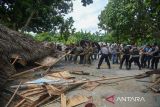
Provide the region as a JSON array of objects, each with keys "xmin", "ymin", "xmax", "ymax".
[
  {"xmin": 67, "ymin": 95, "xmax": 88, "ymax": 107},
  {"xmin": 45, "ymin": 84, "xmax": 63, "ymax": 96},
  {"xmin": 30, "ymin": 93, "xmax": 48, "ymax": 107},
  {"xmin": 61, "ymin": 94, "xmax": 67, "ymax": 107},
  {"xmin": 25, "ymin": 92, "xmax": 48, "ymax": 103},
  {"xmin": 20, "ymin": 87, "xmax": 44, "ymax": 95},
  {"xmin": 48, "ymin": 71, "xmax": 73, "ymax": 79},
  {"xmin": 49, "ymin": 84, "xmax": 63, "ymax": 95},
  {"xmin": 22, "ymin": 89, "xmax": 46, "ymax": 97},
  {"xmin": 35, "ymin": 96, "xmax": 52, "ymax": 107},
  {"xmin": 14, "ymin": 99, "xmax": 26, "ymax": 107}
]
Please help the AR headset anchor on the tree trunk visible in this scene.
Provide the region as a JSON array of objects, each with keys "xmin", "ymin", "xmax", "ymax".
[{"xmin": 21, "ymin": 10, "xmax": 36, "ymax": 33}]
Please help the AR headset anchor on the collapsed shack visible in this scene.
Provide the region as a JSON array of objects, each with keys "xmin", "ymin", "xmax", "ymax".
[{"xmin": 0, "ymin": 24, "xmax": 58, "ymax": 88}]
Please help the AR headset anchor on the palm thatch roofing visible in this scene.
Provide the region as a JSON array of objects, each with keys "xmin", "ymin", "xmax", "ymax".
[{"xmin": 0, "ymin": 24, "xmax": 57, "ymax": 88}]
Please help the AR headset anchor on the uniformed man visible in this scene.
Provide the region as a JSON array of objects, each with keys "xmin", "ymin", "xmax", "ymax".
[
  {"xmin": 141, "ymin": 45, "xmax": 150, "ymax": 68},
  {"xmin": 128, "ymin": 44, "xmax": 141, "ymax": 70},
  {"xmin": 83, "ymin": 44, "xmax": 92, "ymax": 65},
  {"xmin": 145, "ymin": 45, "xmax": 153, "ymax": 68},
  {"xmin": 97, "ymin": 44, "xmax": 111, "ymax": 69},
  {"xmin": 93, "ymin": 45, "xmax": 99, "ymax": 60},
  {"xmin": 65, "ymin": 45, "xmax": 71, "ymax": 61},
  {"xmin": 88, "ymin": 44, "xmax": 93, "ymax": 64},
  {"xmin": 151, "ymin": 43, "xmax": 159, "ymax": 69},
  {"xmin": 119, "ymin": 44, "xmax": 130, "ymax": 69},
  {"xmin": 73, "ymin": 44, "xmax": 83, "ymax": 64}
]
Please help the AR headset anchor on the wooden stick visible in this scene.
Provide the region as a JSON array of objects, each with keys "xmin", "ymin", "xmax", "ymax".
[
  {"xmin": 145, "ymin": 85, "xmax": 159, "ymax": 93},
  {"xmin": 65, "ymin": 75, "xmax": 137, "ymax": 86},
  {"xmin": 150, "ymin": 78, "xmax": 160, "ymax": 87},
  {"xmin": 5, "ymin": 81, "xmax": 22, "ymax": 107},
  {"xmin": 20, "ymin": 87, "xmax": 44, "ymax": 95},
  {"xmin": 35, "ymin": 96, "xmax": 52, "ymax": 107},
  {"xmin": 10, "ymin": 65, "xmax": 44, "ymax": 78},
  {"xmin": 44, "ymin": 51, "xmax": 71, "ymax": 74},
  {"xmin": 12, "ymin": 56, "xmax": 19, "ymax": 65},
  {"xmin": 14, "ymin": 99, "xmax": 26, "ymax": 107}
]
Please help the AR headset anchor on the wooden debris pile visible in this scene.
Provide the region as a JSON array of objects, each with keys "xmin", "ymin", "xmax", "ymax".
[
  {"xmin": 11, "ymin": 71, "xmax": 88, "ymax": 107},
  {"xmin": 146, "ymin": 70, "xmax": 160, "ymax": 93},
  {"xmin": 8, "ymin": 70, "xmax": 156, "ymax": 107}
]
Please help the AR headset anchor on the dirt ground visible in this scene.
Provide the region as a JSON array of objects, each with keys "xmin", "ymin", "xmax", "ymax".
[
  {"xmin": 3, "ymin": 58, "xmax": 160, "ymax": 107},
  {"xmin": 40, "ymin": 59, "xmax": 160, "ymax": 107}
]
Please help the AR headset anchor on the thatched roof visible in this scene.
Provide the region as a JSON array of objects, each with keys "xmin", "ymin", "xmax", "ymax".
[
  {"xmin": 0, "ymin": 24, "xmax": 56, "ymax": 61},
  {"xmin": 0, "ymin": 24, "xmax": 57, "ymax": 88}
]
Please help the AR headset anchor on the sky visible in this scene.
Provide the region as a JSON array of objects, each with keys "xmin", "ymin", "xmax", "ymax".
[{"xmin": 65, "ymin": 0, "xmax": 108, "ymax": 33}]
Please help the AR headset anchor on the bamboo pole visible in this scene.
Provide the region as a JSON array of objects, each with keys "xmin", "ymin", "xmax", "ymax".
[
  {"xmin": 5, "ymin": 81, "xmax": 22, "ymax": 107},
  {"xmin": 10, "ymin": 65, "xmax": 45, "ymax": 78}
]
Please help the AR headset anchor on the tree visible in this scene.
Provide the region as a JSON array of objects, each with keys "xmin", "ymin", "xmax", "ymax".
[
  {"xmin": 0, "ymin": 0, "xmax": 93, "ymax": 33},
  {"xmin": 0, "ymin": 0, "xmax": 73, "ymax": 33},
  {"xmin": 59, "ymin": 17, "xmax": 75, "ymax": 41},
  {"xmin": 98, "ymin": 0, "xmax": 160, "ymax": 43}
]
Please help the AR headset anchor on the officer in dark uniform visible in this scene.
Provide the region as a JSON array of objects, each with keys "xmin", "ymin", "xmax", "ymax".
[
  {"xmin": 151, "ymin": 43, "xmax": 159, "ymax": 69},
  {"xmin": 128, "ymin": 45, "xmax": 141, "ymax": 70},
  {"xmin": 119, "ymin": 44, "xmax": 130, "ymax": 69},
  {"xmin": 97, "ymin": 44, "xmax": 111, "ymax": 69}
]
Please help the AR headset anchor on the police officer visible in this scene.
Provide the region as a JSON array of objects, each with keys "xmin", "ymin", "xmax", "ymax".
[
  {"xmin": 128, "ymin": 44, "xmax": 141, "ymax": 70},
  {"xmin": 119, "ymin": 44, "xmax": 130, "ymax": 69},
  {"xmin": 97, "ymin": 44, "xmax": 111, "ymax": 69},
  {"xmin": 151, "ymin": 43, "xmax": 159, "ymax": 69}
]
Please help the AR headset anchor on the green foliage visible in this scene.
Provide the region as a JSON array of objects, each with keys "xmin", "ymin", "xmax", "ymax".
[
  {"xmin": 0, "ymin": 0, "xmax": 73, "ymax": 33},
  {"xmin": 34, "ymin": 31, "xmax": 106, "ymax": 44},
  {"xmin": 0, "ymin": 0, "xmax": 93, "ymax": 33},
  {"xmin": 98, "ymin": 0, "xmax": 160, "ymax": 44}
]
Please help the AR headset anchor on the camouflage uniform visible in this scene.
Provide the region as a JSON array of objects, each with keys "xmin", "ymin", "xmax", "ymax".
[{"xmin": 84, "ymin": 45, "xmax": 93, "ymax": 64}]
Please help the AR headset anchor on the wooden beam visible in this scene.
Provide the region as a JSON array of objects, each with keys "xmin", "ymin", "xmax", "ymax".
[
  {"xmin": 10, "ymin": 65, "xmax": 45, "ymax": 78},
  {"xmin": 61, "ymin": 94, "xmax": 67, "ymax": 107},
  {"xmin": 14, "ymin": 99, "xmax": 26, "ymax": 107}
]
